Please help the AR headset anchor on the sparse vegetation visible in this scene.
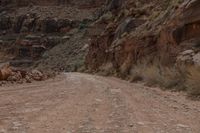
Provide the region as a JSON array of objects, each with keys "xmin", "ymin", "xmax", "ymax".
[
  {"xmin": 186, "ymin": 66, "xmax": 200, "ymax": 97},
  {"xmin": 130, "ymin": 61, "xmax": 200, "ymax": 97}
]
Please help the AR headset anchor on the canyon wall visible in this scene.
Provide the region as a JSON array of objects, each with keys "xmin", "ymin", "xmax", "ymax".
[
  {"xmin": 86, "ymin": 0, "xmax": 200, "ymax": 74},
  {"xmin": 0, "ymin": 0, "xmax": 105, "ymax": 7}
]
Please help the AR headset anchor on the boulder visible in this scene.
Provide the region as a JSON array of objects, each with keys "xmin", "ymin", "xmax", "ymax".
[
  {"xmin": 30, "ymin": 69, "xmax": 44, "ymax": 81},
  {"xmin": 0, "ymin": 64, "xmax": 12, "ymax": 80},
  {"xmin": 7, "ymin": 71, "xmax": 23, "ymax": 82},
  {"xmin": 176, "ymin": 52, "xmax": 193, "ymax": 65},
  {"xmin": 176, "ymin": 50, "xmax": 200, "ymax": 66},
  {"xmin": 193, "ymin": 53, "xmax": 200, "ymax": 66}
]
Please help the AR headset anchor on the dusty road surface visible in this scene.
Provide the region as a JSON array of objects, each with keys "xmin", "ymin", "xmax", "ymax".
[{"xmin": 0, "ymin": 73, "xmax": 200, "ymax": 133}]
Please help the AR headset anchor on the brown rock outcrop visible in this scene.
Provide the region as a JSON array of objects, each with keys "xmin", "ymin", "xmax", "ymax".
[
  {"xmin": 86, "ymin": 0, "xmax": 200, "ymax": 74},
  {"xmin": 158, "ymin": 0, "xmax": 200, "ymax": 64},
  {"xmin": 0, "ymin": 64, "xmax": 12, "ymax": 80},
  {"xmin": 0, "ymin": 0, "xmax": 105, "ymax": 7}
]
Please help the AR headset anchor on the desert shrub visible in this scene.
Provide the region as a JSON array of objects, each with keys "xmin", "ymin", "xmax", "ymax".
[
  {"xmin": 130, "ymin": 63, "xmax": 146, "ymax": 82},
  {"xmin": 130, "ymin": 60, "xmax": 200, "ymax": 97},
  {"xmin": 130, "ymin": 61, "xmax": 187, "ymax": 90},
  {"xmin": 186, "ymin": 66, "xmax": 200, "ymax": 96},
  {"xmin": 159, "ymin": 66, "xmax": 187, "ymax": 90},
  {"xmin": 98, "ymin": 62, "xmax": 117, "ymax": 76},
  {"xmin": 142, "ymin": 64, "xmax": 163, "ymax": 86}
]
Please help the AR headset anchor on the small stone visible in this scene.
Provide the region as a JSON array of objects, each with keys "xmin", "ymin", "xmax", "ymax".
[
  {"xmin": 13, "ymin": 121, "xmax": 22, "ymax": 127},
  {"xmin": 128, "ymin": 124, "xmax": 134, "ymax": 127},
  {"xmin": 0, "ymin": 129, "xmax": 6, "ymax": 133},
  {"xmin": 193, "ymin": 53, "xmax": 200, "ymax": 66},
  {"xmin": 137, "ymin": 122, "xmax": 145, "ymax": 125},
  {"xmin": 110, "ymin": 88, "xmax": 121, "ymax": 94},
  {"xmin": 95, "ymin": 98, "xmax": 103, "ymax": 102},
  {"xmin": 62, "ymin": 36, "xmax": 70, "ymax": 40},
  {"xmin": 177, "ymin": 124, "xmax": 189, "ymax": 128}
]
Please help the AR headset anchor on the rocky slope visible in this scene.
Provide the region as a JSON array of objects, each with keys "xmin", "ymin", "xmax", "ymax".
[
  {"xmin": 86, "ymin": 0, "xmax": 200, "ymax": 74},
  {"xmin": 0, "ymin": 0, "xmax": 108, "ymax": 84},
  {"xmin": 1, "ymin": 0, "xmax": 200, "ymax": 80},
  {"xmin": 1, "ymin": 0, "xmax": 104, "ymax": 7},
  {"xmin": 0, "ymin": 0, "xmax": 106, "ymax": 71}
]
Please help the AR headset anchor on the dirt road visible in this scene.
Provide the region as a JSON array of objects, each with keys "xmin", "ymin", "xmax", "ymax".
[{"xmin": 0, "ymin": 73, "xmax": 200, "ymax": 133}]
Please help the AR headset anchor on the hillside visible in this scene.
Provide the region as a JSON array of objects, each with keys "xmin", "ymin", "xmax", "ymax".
[
  {"xmin": 85, "ymin": 0, "xmax": 200, "ymax": 96},
  {"xmin": 1, "ymin": 0, "xmax": 200, "ymax": 132},
  {"xmin": 0, "ymin": 0, "xmax": 200, "ymax": 92}
]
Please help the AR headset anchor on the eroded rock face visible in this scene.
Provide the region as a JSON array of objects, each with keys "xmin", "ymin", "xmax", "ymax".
[
  {"xmin": 86, "ymin": 0, "xmax": 163, "ymax": 72},
  {"xmin": 0, "ymin": 15, "xmax": 12, "ymax": 31},
  {"xmin": 158, "ymin": 0, "xmax": 200, "ymax": 65},
  {"xmin": 0, "ymin": 13, "xmax": 78, "ymax": 34},
  {"xmin": 0, "ymin": 0, "xmax": 107, "ymax": 34},
  {"xmin": 114, "ymin": 17, "xmax": 145, "ymax": 40},
  {"xmin": 86, "ymin": 0, "xmax": 200, "ymax": 73},
  {"xmin": 159, "ymin": 0, "xmax": 200, "ymax": 45},
  {"xmin": 0, "ymin": 0, "xmax": 107, "ymax": 71},
  {"xmin": 0, "ymin": 0, "xmax": 105, "ymax": 7},
  {"xmin": 106, "ymin": 0, "xmax": 123, "ymax": 11}
]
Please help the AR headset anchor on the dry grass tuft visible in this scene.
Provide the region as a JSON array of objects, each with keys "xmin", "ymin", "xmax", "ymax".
[
  {"xmin": 186, "ymin": 66, "xmax": 200, "ymax": 96},
  {"xmin": 130, "ymin": 63, "xmax": 146, "ymax": 82},
  {"xmin": 131, "ymin": 60, "xmax": 200, "ymax": 97},
  {"xmin": 142, "ymin": 64, "xmax": 163, "ymax": 86},
  {"xmin": 130, "ymin": 61, "xmax": 187, "ymax": 90},
  {"xmin": 159, "ymin": 66, "xmax": 186, "ymax": 90}
]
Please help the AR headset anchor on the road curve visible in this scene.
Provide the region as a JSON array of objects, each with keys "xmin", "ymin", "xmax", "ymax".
[{"xmin": 0, "ymin": 73, "xmax": 200, "ymax": 133}]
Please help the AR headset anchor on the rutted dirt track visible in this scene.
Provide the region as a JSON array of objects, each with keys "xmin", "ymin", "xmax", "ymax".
[{"xmin": 0, "ymin": 73, "xmax": 200, "ymax": 133}]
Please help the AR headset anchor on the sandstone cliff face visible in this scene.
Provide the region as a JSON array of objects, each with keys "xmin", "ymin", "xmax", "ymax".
[
  {"xmin": 86, "ymin": 0, "xmax": 200, "ymax": 73},
  {"xmin": 158, "ymin": 0, "xmax": 200, "ymax": 65},
  {"xmin": 0, "ymin": 0, "xmax": 107, "ymax": 69},
  {"xmin": 1, "ymin": 0, "xmax": 200, "ymax": 74},
  {"xmin": 0, "ymin": 0, "xmax": 104, "ymax": 7}
]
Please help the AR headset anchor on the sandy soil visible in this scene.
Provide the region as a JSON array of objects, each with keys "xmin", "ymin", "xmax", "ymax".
[{"xmin": 0, "ymin": 73, "xmax": 200, "ymax": 133}]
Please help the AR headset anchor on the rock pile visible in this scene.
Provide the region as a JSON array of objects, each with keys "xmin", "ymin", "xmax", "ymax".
[{"xmin": 0, "ymin": 64, "xmax": 47, "ymax": 86}]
